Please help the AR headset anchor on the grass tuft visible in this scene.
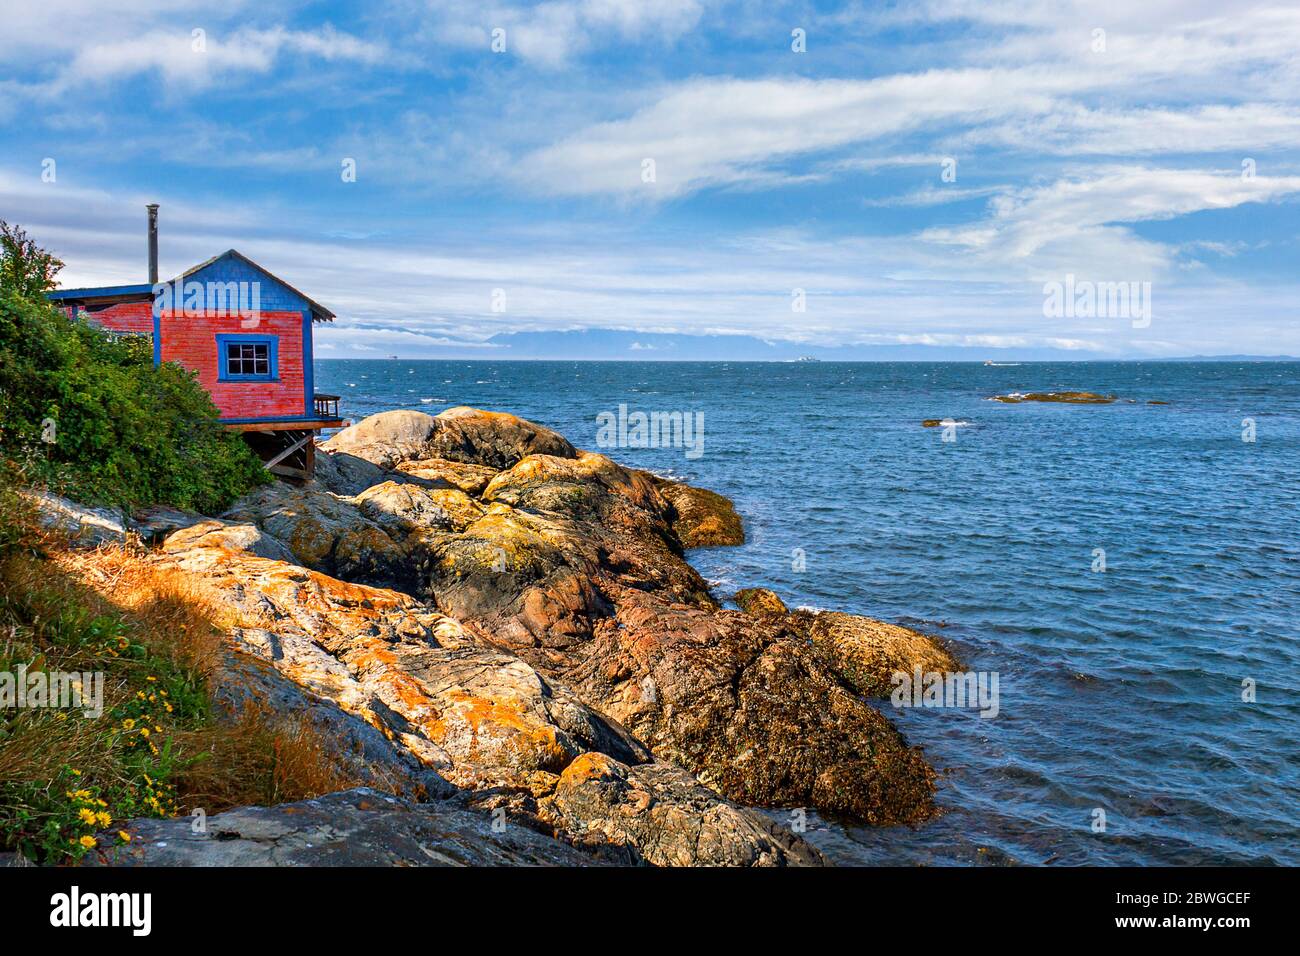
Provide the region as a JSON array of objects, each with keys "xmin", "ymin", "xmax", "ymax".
[{"xmin": 0, "ymin": 471, "xmax": 375, "ymax": 863}]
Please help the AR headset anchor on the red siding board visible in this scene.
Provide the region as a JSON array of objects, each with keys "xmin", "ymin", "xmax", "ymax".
[
  {"xmin": 82, "ymin": 302, "xmax": 153, "ymax": 333},
  {"xmin": 158, "ymin": 310, "xmax": 305, "ymax": 420}
]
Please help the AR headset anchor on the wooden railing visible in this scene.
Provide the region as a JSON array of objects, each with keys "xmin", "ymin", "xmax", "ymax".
[{"xmin": 313, "ymin": 393, "xmax": 341, "ymax": 419}]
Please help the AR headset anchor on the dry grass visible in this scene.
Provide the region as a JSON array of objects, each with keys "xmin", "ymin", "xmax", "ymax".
[
  {"xmin": 52, "ymin": 545, "xmax": 377, "ymax": 810},
  {"xmin": 173, "ymin": 705, "xmax": 366, "ymax": 810},
  {"xmin": 1, "ymin": 492, "xmax": 378, "ymax": 861},
  {"xmin": 53, "ymin": 546, "xmax": 229, "ymax": 681}
]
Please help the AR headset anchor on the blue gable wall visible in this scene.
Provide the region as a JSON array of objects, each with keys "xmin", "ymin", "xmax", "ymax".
[
  {"xmin": 186, "ymin": 254, "xmax": 309, "ymax": 312},
  {"xmin": 183, "ymin": 252, "xmax": 315, "ymax": 417}
]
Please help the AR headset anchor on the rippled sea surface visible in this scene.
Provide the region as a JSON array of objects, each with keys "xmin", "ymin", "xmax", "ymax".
[{"xmin": 316, "ymin": 359, "xmax": 1300, "ymax": 866}]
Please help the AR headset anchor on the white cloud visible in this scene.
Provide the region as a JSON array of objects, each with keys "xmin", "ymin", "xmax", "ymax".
[
  {"xmin": 961, "ymin": 104, "xmax": 1300, "ymax": 156},
  {"xmin": 918, "ymin": 166, "xmax": 1300, "ymax": 278},
  {"xmin": 425, "ymin": 0, "xmax": 705, "ymax": 67},
  {"xmin": 517, "ymin": 70, "xmax": 1066, "ymax": 198},
  {"xmin": 514, "ymin": 3, "xmax": 1300, "ymax": 199},
  {"xmin": 864, "ymin": 185, "xmax": 1004, "ymax": 207},
  {"xmin": 50, "ymin": 26, "xmax": 388, "ymax": 93}
]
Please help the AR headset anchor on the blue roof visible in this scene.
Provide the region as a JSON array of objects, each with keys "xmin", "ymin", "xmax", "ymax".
[
  {"xmin": 47, "ymin": 250, "xmax": 335, "ymax": 322},
  {"xmin": 47, "ymin": 284, "xmax": 153, "ymax": 300}
]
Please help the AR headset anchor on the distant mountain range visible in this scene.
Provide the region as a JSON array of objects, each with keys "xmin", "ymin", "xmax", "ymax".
[
  {"xmin": 325, "ymin": 328, "xmax": 1298, "ymax": 362},
  {"xmin": 452, "ymin": 329, "xmax": 1298, "ymax": 362},
  {"xmin": 1162, "ymin": 354, "xmax": 1300, "ymax": 362},
  {"xmin": 481, "ymin": 329, "xmax": 1084, "ymax": 361}
]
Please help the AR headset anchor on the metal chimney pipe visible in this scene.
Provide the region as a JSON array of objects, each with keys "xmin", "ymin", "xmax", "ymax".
[{"xmin": 146, "ymin": 204, "xmax": 159, "ymax": 285}]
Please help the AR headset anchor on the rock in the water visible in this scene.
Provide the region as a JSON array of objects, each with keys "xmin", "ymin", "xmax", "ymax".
[
  {"xmin": 87, "ymin": 789, "xmax": 599, "ymax": 867},
  {"xmin": 797, "ymin": 610, "xmax": 960, "ymax": 698},
  {"xmin": 734, "ymin": 587, "xmax": 789, "ymax": 615},
  {"xmin": 560, "ymin": 593, "xmax": 940, "ymax": 825},
  {"xmin": 641, "ymin": 472, "xmax": 744, "ymax": 547},
  {"xmin": 991, "ymin": 391, "xmax": 1116, "ymax": 404},
  {"xmin": 540, "ymin": 753, "xmax": 824, "ymax": 866}
]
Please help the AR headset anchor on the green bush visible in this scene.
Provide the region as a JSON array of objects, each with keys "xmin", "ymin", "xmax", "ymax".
[{"xmin": 0, "ymin": 224, "xmax": 267, "ymax": 512}]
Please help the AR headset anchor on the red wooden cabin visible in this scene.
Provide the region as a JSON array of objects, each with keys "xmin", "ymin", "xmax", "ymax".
[{"xmin": 48, "ymin": 206, "xmax": 344, "ymax": 479}]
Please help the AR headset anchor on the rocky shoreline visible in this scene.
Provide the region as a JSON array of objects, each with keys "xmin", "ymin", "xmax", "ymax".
[{"xmin": 69, "ymin": 406, "xmax": 958, "ymax": 866}]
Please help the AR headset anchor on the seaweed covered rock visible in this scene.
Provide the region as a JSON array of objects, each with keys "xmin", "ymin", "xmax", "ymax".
[
  {"xmin": 540, "ymin": 753, "xmax": 824, "ymax": 866},
  {"xmin": 557, "ymin": 593, "xmax": 940, "ymax": 825},
  {"xmin": 991, "ymin": 391, "xmax": 1116, "ymax": 404},
  {"xmin": 795, "ymin": 610, "xmax": 960, "ymax": 698},
  {"xmin": 641, "ymin": 472, "xmax": 744, "ymax": 547},
  {"xmin": 735, "ymin": 587, "xmax": 789, "ymax": 615}
]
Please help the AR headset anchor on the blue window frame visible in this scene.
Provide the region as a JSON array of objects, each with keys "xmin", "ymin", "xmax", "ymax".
[{"xmin": 216, "ymin": 334, "xmax": 279, "ymax": 382}]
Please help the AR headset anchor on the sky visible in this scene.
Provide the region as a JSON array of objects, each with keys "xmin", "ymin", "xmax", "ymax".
[{"xmin": 2, "ymin": 0, "xmax": 1298, "ymax": 359}]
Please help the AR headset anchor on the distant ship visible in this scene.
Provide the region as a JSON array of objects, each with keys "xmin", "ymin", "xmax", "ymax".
[
  {"xmin": 795, "ymin": 356, "xmax": 822, "ymax": 362},
  {"xmin": 985, "ymin": 360, "xmax": 1021, "ymax": 366}
]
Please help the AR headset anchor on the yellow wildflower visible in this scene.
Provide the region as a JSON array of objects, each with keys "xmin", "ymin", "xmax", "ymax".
[{"xmin": 78, "ymin": 835, "xmax": 97, "ymax": 849}]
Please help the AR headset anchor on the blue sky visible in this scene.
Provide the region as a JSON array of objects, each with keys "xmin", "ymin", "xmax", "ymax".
[{"xmin": 2, "ymin": 0, "xmax": 1298, "ymax": 358}]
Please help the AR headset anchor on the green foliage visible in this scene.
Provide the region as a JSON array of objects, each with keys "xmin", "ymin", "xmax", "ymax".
[
  {"xmin": 0, "ymin": 486, "xmax": 191, "ymax": 863},
  {"xmin": 0, "ymin": 224, "xmax": 267, "ymax": 512},
  {"xmin": 0, "ymin": 222, "xmax": 63, "ymax": 300}
]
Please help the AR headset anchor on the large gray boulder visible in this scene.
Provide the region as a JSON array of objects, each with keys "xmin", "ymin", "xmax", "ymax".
[
  {"xmin": 21, "ymin": 490, "xmax": 126, "ymax": 548},
  {"xmin": 322, "ymin": 407, "xmax": 576, "ymax": 472},
  {"xmin": 86, "ymin": 789, "xmax": 600, "ymax": 867}
]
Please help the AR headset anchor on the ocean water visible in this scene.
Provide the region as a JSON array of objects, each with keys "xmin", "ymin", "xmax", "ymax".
[{"xmin": 315, "ymin": 359, "xmax": 1300, "ymax": 866}]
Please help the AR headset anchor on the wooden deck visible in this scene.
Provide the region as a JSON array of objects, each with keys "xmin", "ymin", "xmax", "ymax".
[
  {"xmin": 223, "ymin": 418, "xmax": 347, "ymax": 433},
  {"xmin": 225, "ymin": 418, "xmax": 350, "ymax": 481}
]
